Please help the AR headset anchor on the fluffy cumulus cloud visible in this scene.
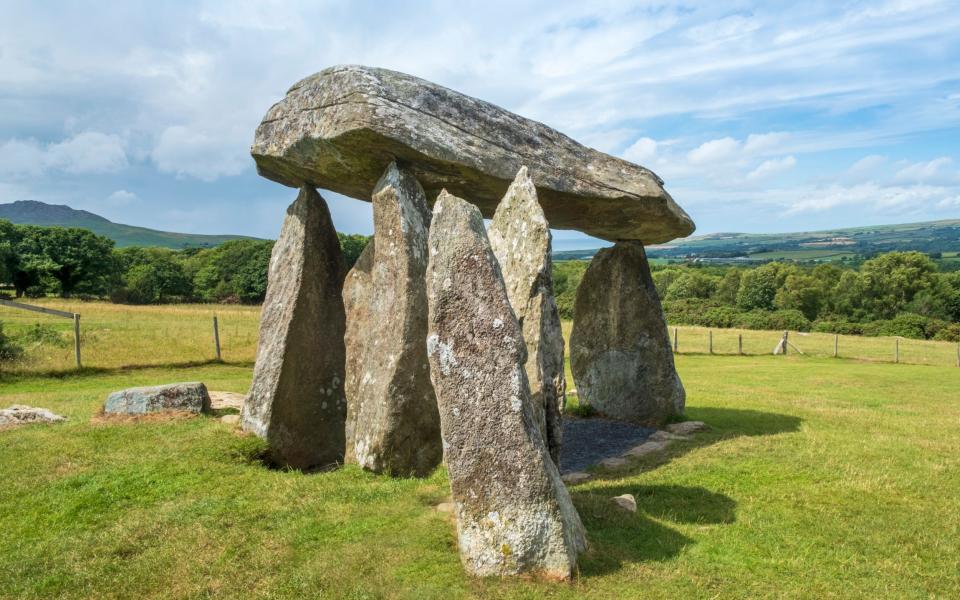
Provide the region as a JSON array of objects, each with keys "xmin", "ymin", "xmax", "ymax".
[
  {"xmin": 0, "ymin": 132, "xmax": 127, "ymax": 178},
  {"xmin": 0, "ymin": 0, "xmax": 958, "ymax": 237}
]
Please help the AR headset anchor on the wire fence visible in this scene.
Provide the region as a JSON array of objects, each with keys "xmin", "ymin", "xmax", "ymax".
[{"xmin": 1, "ymin": 299, "xmax": 958, "ymax": 374}]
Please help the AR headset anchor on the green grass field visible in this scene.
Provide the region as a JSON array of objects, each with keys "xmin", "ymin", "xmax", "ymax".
[
  {"xmin": 2, "ymin": 302, "xmax": 960, "ymax": 597},
  {"xmin": 746, "ymin": 249, "xmax": 856, "ymax": 261}
]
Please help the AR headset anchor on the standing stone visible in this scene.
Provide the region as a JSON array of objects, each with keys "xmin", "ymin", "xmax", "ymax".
[
  {"xmin": 570, "ymin": 241, "xmax": 685, "ymax": 426},
  {"xmin": 426, "ymin": 190, "xmax": 586, "ymax": 580},
  {"xmin": 343, "ymin": 162, "xmax": 441, "ymax": 476},
  {"xmin": 488, "ymin": 166, "xmax": 565, "ymax": 466},
  {"xmin": 242, "ymin": 185, "xmax": 347, "ymax": 470}
]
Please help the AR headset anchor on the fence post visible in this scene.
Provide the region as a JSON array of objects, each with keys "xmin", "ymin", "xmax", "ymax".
[
  {"xmin": 673, "ymin": 327, "xmax": 678, "ymax": 353},
  {"xmin": 895, "ymin": 337, "xmax": 899, "ymax": 364},
  {"xmin": 783, "ymin": 331, "xmax": 788, "ymax": 356},
  {"xmin": 738, "ymin": 333, "xmax": 743, "ymax": 355},
  {"xmin": 834, "ymin": 334, "xmax": 839, "ymax": 358},
  {"xmin": 73, "ymin": 313, "xmax": 81, "ymax": 369},
  {"xmin": 213, "ymin": 315, "xmax": 222, "ymax": 361},
  {"xmin": 708, "ymin": 330, "xmax": 713, "ymax": 354}
]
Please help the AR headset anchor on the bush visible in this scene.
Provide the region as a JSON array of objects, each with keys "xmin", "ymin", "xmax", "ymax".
[
  {"xmin": 19, "ymin": 323, "xmax": 69, "ymax": 348},
  {"xmin": 0, "ymin": 322, "xmax": 24, "ymax": 362},
  {"xmin": 813, "ymin": 320, "xmax": 864, "ymax": 336},
  {"xmin": 735, "ymin": 309, "xmax": 810, "ymax": 332},
  {"xmin": 933, "ymin": 323, "xmax": 960, "ymax": 342},
  {"xmin": 861, "ymin": 313, "xmax": 930, "ymax": 339}
]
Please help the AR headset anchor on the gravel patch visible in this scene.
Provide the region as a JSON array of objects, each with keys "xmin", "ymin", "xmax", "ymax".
[{"xmin": 560, "ymin": 417, "xmax": 656, "ymax": 474}]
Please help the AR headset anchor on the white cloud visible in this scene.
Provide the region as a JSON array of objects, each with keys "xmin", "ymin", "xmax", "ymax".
[
  {"xmin": 106, "ymin": 189, "xmax": 138, "ymax": 206},
  {"xmin": 747, "ymin": 155, "xmax": 796, "ymax": 180},
  {"xmin": 0, "ymin": 132, "xmax": 127, "ymax": 178},
  {"xmin": 743, "ymin": 132, "xmax": 790, "ymax": 154},
  {"xmin": 784, "ymin": 182, "xmax": 952, "ymax": 215},
  {"xmin": 151, "ymin": 126, "xmax": 249, "ymax": 181},
  {"xmin": 847, "ymin": 154, "xmax": 888, "ymax": 179},
  {"xmin": 687, "ymin": 137, "xmax": 740, "ymax": 165},
  {"xmin": 894, "ymin": 156, "xmax": 953, "ymax": 181},
  {"xmin": 622, "ymin": 137, "xmax": 658, "ymax": 164}
]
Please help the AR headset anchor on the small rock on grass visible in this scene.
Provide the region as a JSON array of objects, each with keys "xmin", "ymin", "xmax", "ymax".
[
  {"xmin": 667, "ymin": 421, "xmax": 710, "ymax": 436},
  {"xmin": 649, "ymin": 430, "xmax": 689, "ymax": 442},
  {"xmin": 561, "ymin": 472, "xmax": 591, "ymax": 485},
  {"xmin": 105, "ymin": 382, "xmax": 211, "ymax": 415},
  {"xmin": 208, "ymin": 391, "xmax": 245, "ymax": 411},
  {"xmin": 599, "ymin": 456, "xmax": 629, "ymax": 470},
  {"xmin": 435, "ymin": 502, "xmax": 456, "ymax": 514},
  {"xmin": 624, "ymin": 440, "xmax": 670, "ymax": 458},
  {"xmin": 220, "ymin": 414, "xmax": 241, "ymax": 426},
  {"xmin": 611, "ymin": 494, "xmax": 637, "ymax": 513},
  {"xmin": 0, "ymin": 405, "xmax": 66, "ymax": 427}
]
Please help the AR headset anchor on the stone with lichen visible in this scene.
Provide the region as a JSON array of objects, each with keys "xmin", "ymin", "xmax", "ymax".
[
  {"xmin": 343, "ymin": 162, "xmax": 441, "ymax": 477},
  {"xmin": 488, "ymin": 166, "xmax": 565, "ymax": 466},
  {"xmin": 426, "ymin": 190, "xmax": 586, "ymax": 580},
  {"xmin": 242, "ymin": 185, "xmax": 347, "ymax": 470},
  {"xmin": 570, "ymin": 241, "xmax": 685, "ymax": 426},
  {"xmin": 251, "ymin": 65, "xmax": 694, "ymax": 243}
]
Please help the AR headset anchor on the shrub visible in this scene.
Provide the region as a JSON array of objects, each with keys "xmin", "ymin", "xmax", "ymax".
[
  {"xmin": 812, "ymin": 320, "xmax": 864, "ymax": 336},
  {"xmin": 933, "ymin": 323, "xmax": 960, "ymax": 342},
  {"xmin": 19, "ymin": 323, "xmax": 69, "ymax": 348},
  {"xmin": 735, "ymin": 309, "xmax": 810, "ymax": 332},
  {"xmin": 861, "ymin": 313, "xmax": 930, "ymax": 339},
  {"xmin": 0, "ymin": 322, "xmax": 24, "ymax": 362}
]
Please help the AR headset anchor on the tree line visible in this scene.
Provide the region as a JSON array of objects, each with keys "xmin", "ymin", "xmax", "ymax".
[
  {"xmin": 553, "ymin": 251, "xmax": 960, "ymax": 342},
  {"xmin": 2, "ymin": 220, "xmax": 957, "ymax": 342},
  {"xmin": 0, "ymin": 220, "xmax": 369, "ymax": 304}
]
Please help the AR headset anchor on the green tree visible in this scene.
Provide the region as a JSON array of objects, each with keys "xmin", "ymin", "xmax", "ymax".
[
  {"xmin": 775, "ymin": 274, "xmax": 824, "ymax": 320},
  {"xmin": 665, "ymin": 271, "xmax": 719, "ymax": 300},
  {"xmin": 736, "ymin": 263, "xmax": 789, "ymax": 311}
]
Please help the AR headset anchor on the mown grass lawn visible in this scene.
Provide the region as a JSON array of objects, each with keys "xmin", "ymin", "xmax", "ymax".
[{"xmin": 2, "ymin": 355, "xmax": 958, "ymax": 598}]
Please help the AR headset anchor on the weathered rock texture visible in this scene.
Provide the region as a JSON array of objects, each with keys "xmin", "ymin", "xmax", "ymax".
[
  {"xmin": 104, "ymin": 382, "xmax": 211, "ymax": 415},
  {"xmin": 0, "ymin": 405, "xmax": 66, "ymax": 427},
  {"xmin": 570, "ymin": 241, "xmax": 685, "ymax": 426},
  {"xmin": 242, "ymin": 185, "xmax": 347, "ymax": 470},
  {"xmin": 426, "ymin": 190, "xmax": 586, "ymax": 579},
  {"xmin": 343, "ymin": 162, "xmax": 441, "ymax": 476},
  {"xmin": 251, "ymin": 65, "xmax": 694, "ymax": 243},
  {"xmin": 488, "ymin": 167, "xmax": 565, "ymax": 466}
]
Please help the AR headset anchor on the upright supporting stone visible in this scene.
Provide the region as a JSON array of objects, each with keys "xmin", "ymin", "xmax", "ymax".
[
  {"xmin": 242, "ymin": 185, "xmax": 347, "ymax": 470},
  {"xmin": 343, "ymin": 162, "xmax": 441, "ymax": 476},
  {"xmin": 570, "ymin": 241, "xmax": 685, "ymax": 426},
  {"xmin": 426, "ymin": 190, "xmax": 586, "ymax": 580},
  {"xmin": 488, "ymin": 166, "xmax": 565, "ymax": 466}
]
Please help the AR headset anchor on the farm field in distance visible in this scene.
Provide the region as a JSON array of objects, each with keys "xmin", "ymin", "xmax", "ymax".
[
  {"xmin": 1, "ymin": 344, "xmax": 958, "ymax": 596},
  {"xmin": 2, "ymin": 299, "xmax": 957, "ymax": 374}
]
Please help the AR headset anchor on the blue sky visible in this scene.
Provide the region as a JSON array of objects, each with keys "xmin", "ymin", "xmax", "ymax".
[{"xmin": 1, "ymin": 0, "xmax": 958, "ymax": 250}]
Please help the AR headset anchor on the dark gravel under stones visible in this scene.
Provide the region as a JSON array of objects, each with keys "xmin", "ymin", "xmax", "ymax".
[{"xmin": 559, "ymin": 417, "xmax": 656, "ymax": 473}]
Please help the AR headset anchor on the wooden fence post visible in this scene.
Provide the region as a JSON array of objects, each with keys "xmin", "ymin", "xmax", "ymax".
[
  {"xmin": 895, "ymin": 337, "xmax": 899, "ymax": 364},
  {"xmin": 708, "ymin": 330, "xmax": 713, "ymax": 354},
  {"xmin": 738, "ymin": 333, "xmax": 743, "ymax": 355},
  {"xmin": 834, "ymin": 334, "xmax": 839, "ymax": 358},
  {"xmin": 73, "ymin": 313, "xmax": 81, "ymax": 369},
  {"xmin": 673, "ymin": 327, "xmax": 678, "ymax": 353},
  {"xmin": 213, "ymin": 315, "xmax": 222, "ymax": 361},
  {"xmin": 783, "ymin": 331, "xmax": 788, "ymax": 356}
]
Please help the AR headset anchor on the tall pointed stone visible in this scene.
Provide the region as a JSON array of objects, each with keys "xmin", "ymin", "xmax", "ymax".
[
  {"xmin": 343, "ymin": 162, "xmax": 441, "ymax": 477},
  {"xmin": 570, "ymin": 241, "xmax": 685, "ymax": 426},
  {"xmin": 488, "ymin": 166, "xmax": 565, "ymax": 466},
  {"xmin": 242, "ymin": 185, "xmax": 347, "ymax": 470},
  {"xmin": 426, "ymin": 190, "xmax": 586, "ymax": 580}
]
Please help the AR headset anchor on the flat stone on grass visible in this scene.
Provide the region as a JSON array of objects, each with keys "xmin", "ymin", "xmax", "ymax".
[
  {"xmin": 611, "ymin": 494, "xmax": 637, "ymax": 513},
  {"xmin": 0, "ymin": 405, "xmax": 66, "ymax": 428},
  {"xmin": 667, "ymin": 421, "xmax": 710, "ymax": 435},
  {"xmin": 104, "ymin": 382, "xmax": 211, "ymax": 415}
]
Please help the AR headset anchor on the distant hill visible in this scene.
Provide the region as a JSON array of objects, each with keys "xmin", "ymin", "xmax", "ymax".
[
  {"xmin": 0, "ymin": 200, "xmax": 259, "ymax": 248},
  {"xmin": 553, "ymin": 219, "xmax": 960, "ymax": 264}
]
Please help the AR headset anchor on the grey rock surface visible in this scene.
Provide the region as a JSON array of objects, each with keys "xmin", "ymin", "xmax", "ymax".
[
  {"xmin": 104, "ymin": 382, "xmax": 210, "ymax": 415},
  {"xmin": 0, "ymin": 405, "xmax": 66, "ymax": 427},
  {"xmin": 488, "ymin": 167, "xmax": 565, "ymax": 467},
  {"xmin": 667, "ymin": 421, "xmax": 710, "ymax": 435},
  {"xmin": 611, "ymin": 494, "xmax": 638, "ymax": 513},
  {"xmin": 343, "ymin": 162, "xmax": 441, "ymax": 476},
  {"xmin": 559, "ymin": 417, "xmax": 655, "ymax": 474},
  {"xmin": 251, "ymin": 65, "xmax": 694, "ymax": 243},
  {"xmin": 242, "ymin": 185, "xmax": 347, "ymax": 470},
  {"xmin": 426, "ymin": 190, "xmax": 586, "ymax": 579},
  {"xmin": 570, "ymin": 241, "xmax": 685, "ymax": 426}
]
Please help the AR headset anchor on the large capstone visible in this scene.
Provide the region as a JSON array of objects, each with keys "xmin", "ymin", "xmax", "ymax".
[
  {"xmin": 104, "ymin": 382, "xmax": 210, "ymax": 415},
  {"xmin": 426, "ymin": 190, "xmax": 586, "ymax": 580},
  {"xmin": 242, "ymin": 185, "xmax": 347, "ymax": 470},
  {"xmin": 251, "ymin": 65, "xmax": 694, "ymax": 243},
  {"xmin": 488, "ymin": 166, "xmax": 565, "ymax": 467},
  {"xmin": 570, "ymin": 241, "xmax": 685, "ymax": 426},
  {"xmin": 343, "ymin": 162, "xmax": 441, "ymax": 477}
]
